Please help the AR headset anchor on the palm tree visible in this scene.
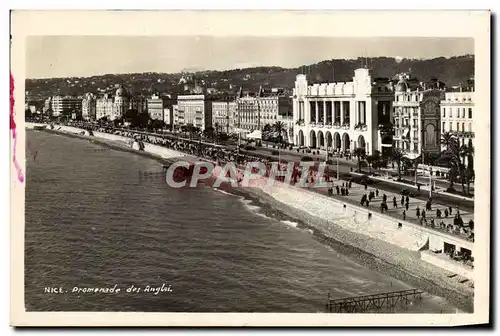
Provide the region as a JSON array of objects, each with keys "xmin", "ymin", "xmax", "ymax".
[
  {"xmin": 391, "ymin": 148, "xmax": 406, "ymax": 180},
  {"xmin": 440, "ymin": 132, "xmax": 454, "ymax": 151},
  {"xmin": 273, "ymin": 121, "xmax": 287, "ymax": 147},
  {"xmin": 353, "ymin": 147, "xmax": 366, "ymax": 172}
]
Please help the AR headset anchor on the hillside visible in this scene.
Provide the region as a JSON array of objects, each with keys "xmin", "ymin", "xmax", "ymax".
[{"xmin": 25, "ymin": 55, "xmax": 474, "ymax": 103}]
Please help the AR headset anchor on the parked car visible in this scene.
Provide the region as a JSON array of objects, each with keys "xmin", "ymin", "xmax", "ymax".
[{"xmin": 400, "ymin": 189, "xmax": 415, "ymax": 197}]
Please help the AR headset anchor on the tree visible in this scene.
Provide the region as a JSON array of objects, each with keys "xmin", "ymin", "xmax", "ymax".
[
  {"xmin": 353, "ymin": 147, "xmax": 366, "ymax": 172},
  {"xmin": 203, "ymin": 126, "xmax": 215, "ymax": 141},
  {"xmin": 391, "ymin": 148, "xmax": 406, "ymax": 180},
  {"xmin": 440, "ymin": 132, "xmax": 454, "ymax": 151},
  {"xmin": 273, "ymin": 121, "xmax": 287, "ymax": 146},
  {"xmin": 366, "ymin": 155, "xmax": 377, "ymax": 174},
  {"xmin": 263, "ymin": 123, "xmax": 272, "ymax": 132}
]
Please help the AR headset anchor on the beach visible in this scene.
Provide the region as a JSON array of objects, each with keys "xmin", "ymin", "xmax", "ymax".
[{"xmin": 26, "ymin": 123, "xmax": 474, "ymax": 312}]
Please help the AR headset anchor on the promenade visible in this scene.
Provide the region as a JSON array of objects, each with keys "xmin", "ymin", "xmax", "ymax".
[{"xmin": 309, "ymin": 179, "xmax": 474, "ymax": 243}]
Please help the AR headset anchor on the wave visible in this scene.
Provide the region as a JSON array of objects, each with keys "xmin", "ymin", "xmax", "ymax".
[
  {"xmin": 213, "ymin": 188, "xmax": 236, "ymax": 197},
  {"xmin": 280, "ymin": 220, "xmax": 299, "ymax": 228}
]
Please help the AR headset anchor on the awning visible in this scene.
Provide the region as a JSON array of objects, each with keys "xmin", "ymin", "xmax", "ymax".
[{"xmin": 246, "ymin": 130, "xmax": 262, "ymax": 140}]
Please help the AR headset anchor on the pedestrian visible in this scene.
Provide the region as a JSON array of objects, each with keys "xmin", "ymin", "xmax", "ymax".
[
  {"xmin": 436, "ymin": 209, "xmax": 440, "ymax": 218},
  {"xmin": 376, "ymin": 189, "xmax": 379, "ymax": 197},
  {"xmin": 336, "ymin": 185, "xmax": 340, "ymax": 195},
  {"xmin": 401, "ymin": 196, "xmax": 405, "ymax": 206},
  {"xmin": 383, "ymin": 194, "xmax": 387, "ymax": 203},
  {"xmin": 346, "ymin": 188, "xmax": 349, "ymax": 196},
  {"xmin": 416, "ymin": 206, "xmax": 420, "ymax": 218},
  {"xmin": 422, "ymin": 210, "xmax": 426, "ymax": 219},
  {"xmin": 393, "ymin": 196, "xmax": 397, "ymax": 208},
  {"xmin": 405, "ymin": 195, "xmax": 409, "ymax": 204},
  {"xmin": 403, "ymin": 209, "xmax": 406, "ymax": 220},
  {"xmin": 366, "ymin": 200, "xmax": 370, "ymax": 207},
  {"xmin": 444, "ymin": 208, "xmax": 449, "ymax": 218},
  {"xmin": 364, "ymin": 183, "xmax": 368, "ymax": 190},
  {"xmin": 449, "ymin": 206, "xmax": 453, "ymax": 215},
  {"xmin": 349, "ymin": 180, "xmax": 352, "ymax": 188}
]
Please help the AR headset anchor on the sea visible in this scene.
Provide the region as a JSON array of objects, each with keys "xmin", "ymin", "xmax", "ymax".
[{"xmin": 24, "ymin": 130, "xmax": 460, "ymax": 313}]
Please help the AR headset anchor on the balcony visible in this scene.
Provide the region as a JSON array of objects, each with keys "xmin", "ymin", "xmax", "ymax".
[{"xmin": 354, "ymin": 123, "xmax": 367, "ymax": 131}]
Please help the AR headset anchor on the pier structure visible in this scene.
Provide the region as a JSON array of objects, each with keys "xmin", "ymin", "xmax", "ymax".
[{"xmin": 326, "ymin": 288, "xmax": 424, "ymax": 313}]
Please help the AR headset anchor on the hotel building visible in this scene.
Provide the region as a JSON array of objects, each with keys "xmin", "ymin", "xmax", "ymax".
[
  {"xmin": 212, "ymin": 100, "xmax": 237, "ymax": 134},
  {"xmin": 175, "ymin": 94, "xmax": 213, "ymax": 131},
  {"xmin": 147, "ymin": 93, "xmax": 164, "ymax": 120},
  {"xmin": 292, "ymin": 68, "xmax": 394, "ymax": 157},
  {"xmin": 392, "ymin": 74, "xmax": 446, "ymax": 159},
  {"xmin": 51, "ymin": 95, "xmax": 83, "ymax": 117},
  {"xmin": 440, "ymin": 89, "xmax": 475, "ymax": 148},
  {"xmin": 82, "ymin": 93, "xmax": 97, "ymax": 121},
  {"xmin": 95, "ymin": 86, "xmax": 130, "ymax": 121}
]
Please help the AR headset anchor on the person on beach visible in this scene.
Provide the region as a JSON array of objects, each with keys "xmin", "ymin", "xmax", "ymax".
[
  {"xmin": 403, "ymin": 209, "xmax": 406, "ymax": 220},
  {"xmin": 393, "ymin": 196, "xmax": 397, "ymax": 208},
  {"xmin": 416, "ymin": 206, "xmax": 420, "ymax": 218},
  {"xmin": 398, "ymin": 222, "xmax": 402, "ymax": 229},
  {"xmin": 343, "ymin": 204, "xmax": 346, "ymax": 209}
]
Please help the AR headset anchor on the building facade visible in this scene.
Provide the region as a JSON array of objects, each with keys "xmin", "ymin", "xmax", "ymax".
[
  {"xmin": 176, "ymin": 94, "xmax": 213, "ymax": 131},
  {"xmin": 147, "ymin": 93, "xmax": 164, "ymax": 120},
  {"xmin": 82, "ymin": 93, "xmax": 97, "ymax": 121},
  {"xmin": 95, "ymin": 94, "xmax": 114, "ymax": 120},
  {"xmin": 292, "ymin": 69, "xmax": 395, "ymax": 156},
  {"xmin": 163, "ymin": 107, "xmax": 173, "ymax": 127},
  {"xmin": 212, "ymin": 101, "xmax": 236, "ymax": 134},
  {"xmin": 51, "ymin": 96, "xmax": 83, "ymax": 117},
  {"xmin": 440, "ymin": 90, "xmax": 474, "ymax": 148},
  {"xmin": 392, "ymin": 74, "xmax": 446, "ymax": 159}
]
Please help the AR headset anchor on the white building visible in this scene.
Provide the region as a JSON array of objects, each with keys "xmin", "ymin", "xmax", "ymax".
[
  {"xmin": 292, "ymin": 68, "xmax": 394, "ymax": 157},
  {"xmin": 95, "ymin": 86, "xmax": 130, "ymax": 121},
  {"xmin": 82, "ymin": 93, "xmax": 97, "ymax": 121},
  {"xmin": 392, "ymin": 74, "xmax": 446, "ymax": 159},
  {"xmin": 147, "ymin": 93, "xmax": 164, "ymax": 120},
  {"xmin": 176, "ymin": 94, "xmax": 213, "ymax": 131},
  {"xmin": 212, "ymin": 101, "xmax": 236, "ymax": 134},
  {"xmin": 440, "ymin": 90, "xmax": 475, "ymax": 148},
  {"xmin": 51, "ymin": 95, "xmax": 83, "ymax": 117}
]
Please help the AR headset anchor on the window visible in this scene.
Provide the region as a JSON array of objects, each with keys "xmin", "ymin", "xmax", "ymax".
[
  {"xmin": 456, "ymin": 122, "xmax": 460, "ymax": 131},
  {"xmin": 449, "ymin": 122, "xmax": 453, "ymax": 131},
  {"xmin": 442, "ymin": 122, "xmax": 446, "ymax": 131},
  {"xmin": 456, "ymin": 108, "xmax": 460, "ymax": 118},
  {"xmin": 442, "ymin": 108, "xmax": 446, "ymax": 118},
  {"xmin": 468, "ymin": 108, "xmax": 472, "ymax": 119},
  {"xmin": 462, "ymin": 108, "xmax": 465, "ymax": 118},
  {"xmin": 468, "ymin": 123, "xmax": 472, "ymax": 132},
  {"xmin": 462, "ymin": 123, "xmax": 465, "ymax": 132}
]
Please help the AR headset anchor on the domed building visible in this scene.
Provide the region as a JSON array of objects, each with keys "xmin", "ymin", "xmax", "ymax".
[{"xmin": 112, "ymin": 85, "xmax": 130, "ymax": 120}]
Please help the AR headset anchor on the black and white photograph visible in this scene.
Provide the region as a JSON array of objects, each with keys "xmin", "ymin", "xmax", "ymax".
[{"xmin": 10, "ymin": 10, "xmax": 491, "ymax": 327}]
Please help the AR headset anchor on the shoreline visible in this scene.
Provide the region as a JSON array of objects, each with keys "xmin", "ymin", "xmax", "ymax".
[{"xmin": 27, "ymin": 126, "xmax": 474, "ymax": 313}]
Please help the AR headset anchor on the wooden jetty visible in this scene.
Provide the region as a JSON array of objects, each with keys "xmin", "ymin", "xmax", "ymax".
[{"xmin": 326, "ymin": 288, "xmax": 424, "ymax": 313}]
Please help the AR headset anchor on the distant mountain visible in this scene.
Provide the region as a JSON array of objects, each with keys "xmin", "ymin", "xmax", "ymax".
[
  {"xmin": 25, "ymin": 55, "xmax": 474, "ymax": 103},
  {"xmin": 180, "ymin": 67, "xmax": 206, "ymax": 73}
]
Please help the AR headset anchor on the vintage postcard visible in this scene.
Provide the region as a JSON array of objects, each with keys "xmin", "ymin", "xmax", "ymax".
[{"xmin": 10, "ymin": 10, "xmax": 490, "ymax": 326}]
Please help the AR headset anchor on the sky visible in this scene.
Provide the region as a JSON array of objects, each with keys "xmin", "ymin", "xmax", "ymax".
[{"xmin": 26, "ymin": 36, "xmax": 474, "ymax": 79}]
